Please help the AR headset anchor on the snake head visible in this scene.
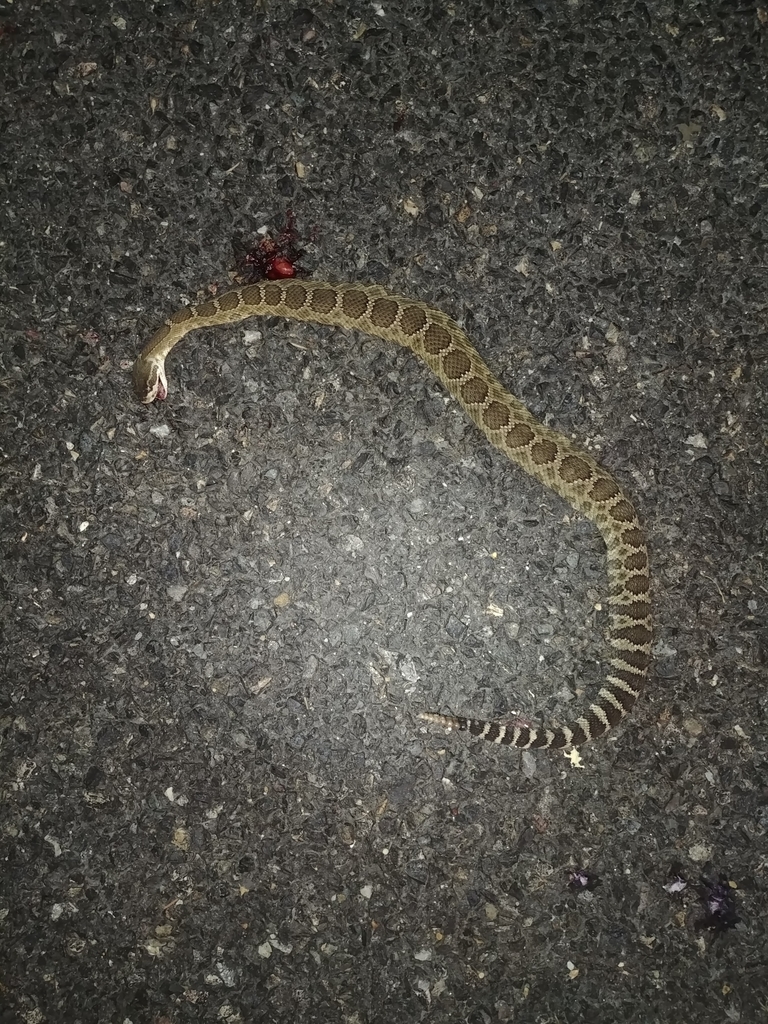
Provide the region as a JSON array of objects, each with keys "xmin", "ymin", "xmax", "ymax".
[{"xmin": 132, "ymin": 356, "xmax": 168, "ymax": 404}]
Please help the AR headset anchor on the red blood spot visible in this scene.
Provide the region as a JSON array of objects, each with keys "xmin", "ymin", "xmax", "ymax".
[
  {"xmin": 266, "ymin": 256, "xmax": 297, "ymax": 279},
  {"xmin": 235, "ymin": 211, "xmax": 308, "ymax": 283}
]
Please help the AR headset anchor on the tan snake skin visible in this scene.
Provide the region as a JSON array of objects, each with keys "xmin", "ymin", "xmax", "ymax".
[{"xmin": 133, "ymin": 280, "xmax": 652, "ymax": 750}]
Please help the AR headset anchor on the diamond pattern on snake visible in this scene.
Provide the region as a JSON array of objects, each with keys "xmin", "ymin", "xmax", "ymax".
[{"xmin": 133, "ymin": 279, "xmax": 652, "ymax": 750}]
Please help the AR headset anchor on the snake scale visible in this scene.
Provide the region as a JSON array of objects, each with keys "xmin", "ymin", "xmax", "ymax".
[{"xmin": 133, "ymin": 279, "xmax": 652, "ymax": 750}]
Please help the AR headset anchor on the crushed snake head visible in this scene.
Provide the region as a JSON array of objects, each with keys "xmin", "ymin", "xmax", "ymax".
[{"xmin": 132, "ymin": 353, "xmax": 167, "ymax": 403}]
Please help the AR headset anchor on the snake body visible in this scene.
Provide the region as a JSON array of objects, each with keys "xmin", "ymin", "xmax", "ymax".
[{"xmin": 133, "ymin": 280, "xmax": 651, "ymax": 750}]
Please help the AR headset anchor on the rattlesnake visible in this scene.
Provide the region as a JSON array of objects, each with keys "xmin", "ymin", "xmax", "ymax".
[{"xmin": 133, "ymin": 279, "xmax": 652, "ymax": 750}]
